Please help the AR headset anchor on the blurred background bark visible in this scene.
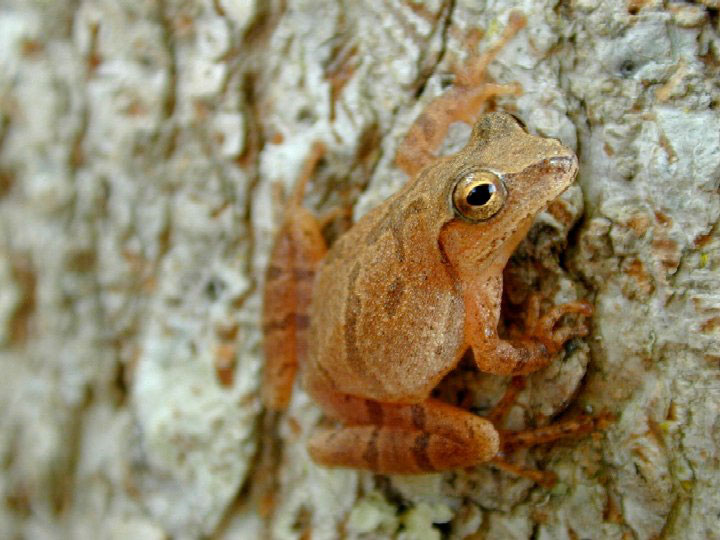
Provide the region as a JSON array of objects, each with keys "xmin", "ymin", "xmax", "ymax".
[{"xmin": 0, "ymin": 1, "xmax": 718, "ymax": 539}]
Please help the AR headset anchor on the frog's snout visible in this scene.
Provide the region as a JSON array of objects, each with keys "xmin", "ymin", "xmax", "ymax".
[{"xmin": 547, "ymin": 153, "xmax": 578, "ymax": 176}]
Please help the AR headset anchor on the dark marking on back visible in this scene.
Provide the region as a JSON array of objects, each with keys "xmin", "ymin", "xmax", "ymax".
[
  {"xmin": 412, "ymin": 432, "xmax": 434, "ymax": 471},
  {"xmin": 364, "ymin": 201, "xmax": 397, "ymax": 248},
  {"xmin": 364, "ymin": 195, "xmax": 426, "ymax": 263},
  {"xmin": 363, "ymin": 427, "xmax": 380, "ymax": 469},
  {"xmin": 434, "ymin": 295, "xmax": 461, "ymax": 360},
  {"xmin": 344, "ymin": 263, "xmax": 383, "ymax": 391},
  {"xmin": 345, "ymin": 263, "xmax": 362, "ymax": 364},
  {"xmin": 391, "ymin": 198, "xmax": 425, "ymax": 263},
  {"xmin": 383, "ymin": 277, "xmax": 404, "ymax": 317}
]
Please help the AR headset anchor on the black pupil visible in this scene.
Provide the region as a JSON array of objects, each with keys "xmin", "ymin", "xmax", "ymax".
[{"xmin": 466, "ymin": 183, "xmax": 495, "ymax": 206}]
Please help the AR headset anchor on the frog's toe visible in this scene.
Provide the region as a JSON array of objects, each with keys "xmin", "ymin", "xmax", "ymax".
[{"xmin": 532, "ymin": 300, "xmax": 593, "ymax": 352}]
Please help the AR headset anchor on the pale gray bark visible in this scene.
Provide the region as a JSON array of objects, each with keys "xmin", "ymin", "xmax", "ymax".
[{"xmin": 0, "ymin": 1, "xmax": 718, "ymax": 539}]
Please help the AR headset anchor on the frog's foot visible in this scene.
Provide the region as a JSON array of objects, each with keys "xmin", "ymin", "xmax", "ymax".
[
  {"xmin": 306, "ymin": 392, "xmax": 499, "ymax": 473},
  {"xmin": 488, "ymin": 414, "xmax": 611, "ymax": 487},
  {"xmin": 487, "ymin": 375, "xmax": 603, "ymax": 443},
  {"xmin": 482, "ymin": 375, "xmax": 610, "ymax": 486},
  {"xmin": 519, "ymin": 294, "xmax": 593, "ymax": 355}
]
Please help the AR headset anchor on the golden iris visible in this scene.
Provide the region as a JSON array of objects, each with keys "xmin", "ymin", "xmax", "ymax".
[{"xmin": 452, "ymin": 170, "xmax": 506, "ymax": 222}]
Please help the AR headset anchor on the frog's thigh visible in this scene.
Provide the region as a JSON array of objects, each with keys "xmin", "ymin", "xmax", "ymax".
[
  {"xmin": 307, "ymin": 393, "xmax": 499, "ymax": 473},
  {"xmin": 262, "ymin": 212, "xmax": 327, "ymax": 411}
]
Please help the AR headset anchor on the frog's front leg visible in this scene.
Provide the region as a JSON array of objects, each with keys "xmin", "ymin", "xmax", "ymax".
[
  {"xmin": 466, "ymin": 276, "xmax": 592, "ymax": 376},
  {"xmin": 306, "ymin": 386, "xmax": 499, "ymax": 473},
  {"xmin": 514, "ymin": 293, "xmax": 593, "ymax": 356}
]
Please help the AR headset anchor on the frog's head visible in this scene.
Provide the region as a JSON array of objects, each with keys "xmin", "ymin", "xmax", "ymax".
[{"xmin": 437, "ymin": 112, "xmax": 578, "ymax": 277}]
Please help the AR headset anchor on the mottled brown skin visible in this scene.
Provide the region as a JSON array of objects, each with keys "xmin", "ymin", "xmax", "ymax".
[
  {"xmin": 308, "ymin": 115, "xmax": 582, "ymax": 402},
  {"xmin": 263, "ymin": 14, "xmax": 595, "ymax": 477},
  {"xmin": 303, "ymin": 113, "xmax": 589, "ymax": 474}
]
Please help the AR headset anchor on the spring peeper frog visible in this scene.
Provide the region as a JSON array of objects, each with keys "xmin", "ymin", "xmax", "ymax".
[{"xmin": 262, "ymin": 14, "xmax": 594, "ymax": 477}]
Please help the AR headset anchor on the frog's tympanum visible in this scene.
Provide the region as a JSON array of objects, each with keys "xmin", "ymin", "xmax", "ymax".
[{"xmin": 262, "ymin": 14, "xmax": 596, "ymax": 481}]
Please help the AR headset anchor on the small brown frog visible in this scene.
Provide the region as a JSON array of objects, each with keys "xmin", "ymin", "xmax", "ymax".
[{"xmin": 262, "ymin": 13, "xmax": 596, "ymax": 481}]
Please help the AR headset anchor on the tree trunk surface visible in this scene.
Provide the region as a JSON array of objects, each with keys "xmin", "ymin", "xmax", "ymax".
[{"xmin": 1, "ymin": 1, "xmax": 719, "ymax": 539}]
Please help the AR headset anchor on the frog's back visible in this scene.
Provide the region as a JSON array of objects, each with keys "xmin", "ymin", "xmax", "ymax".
[{"xmin": 306, "ymin": 185, "xmax": 465, "ymax": 403}]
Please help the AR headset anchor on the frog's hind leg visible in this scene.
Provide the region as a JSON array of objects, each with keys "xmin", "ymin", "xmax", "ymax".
[
  {"xmin": 487, "ymin": 414, "xmax": 609, "ymax": 485},
  {"xmin": 262, "ymin": 142, "xmax": 327, "ymax": 411},
  {"xmin": 453, "ymin": 11, "xmax": 526, "ymax": 88},
  {"xmin": 395, "ymin": 12, "xmax": 526, "ymax": 177},
  {"xmin": 306, "ymin": 389, "xmax": 499, "ymax": 473}
]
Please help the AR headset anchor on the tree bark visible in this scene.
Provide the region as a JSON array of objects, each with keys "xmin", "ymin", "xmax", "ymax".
[{"xmin": 0, "ymin": 1, "xmax": 718, "ymax": 539}]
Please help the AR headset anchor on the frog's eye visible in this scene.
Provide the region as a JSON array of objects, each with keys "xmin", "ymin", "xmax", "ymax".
[{"xmin": 452, "ymin": 170, "xmax": 507, "ymax": 222}]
